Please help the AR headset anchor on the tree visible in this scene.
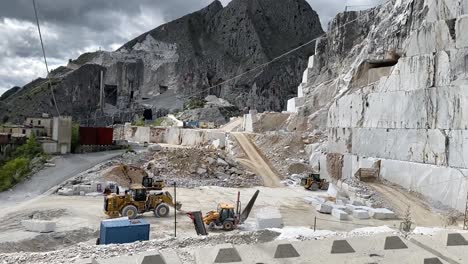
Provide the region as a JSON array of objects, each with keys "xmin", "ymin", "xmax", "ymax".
[{"xmin": 13, "ymin": 135, "xmax": 43, "ymax": 159}]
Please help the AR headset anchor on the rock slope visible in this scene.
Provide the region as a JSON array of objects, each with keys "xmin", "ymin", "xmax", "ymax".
[{"xmin": 0, "ymin": 0, "xmax": 323, "ymax": 124}]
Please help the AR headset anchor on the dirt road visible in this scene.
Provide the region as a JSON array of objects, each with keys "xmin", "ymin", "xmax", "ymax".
[
  {"xmin": 368, "ymin": 182, "xmax": 445, "ymax": 227},
  {"xmin": 221, "ymin": 117, "xmax": 242, "ymax": 132},
  {"xmin": 231, "ymin": 132, "xmax": 281, "ymax": 187}
]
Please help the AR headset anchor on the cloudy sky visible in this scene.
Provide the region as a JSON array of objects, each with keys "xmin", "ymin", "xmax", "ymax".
[{"xmin": 0, "ymin": 0, "xmax": 382, "ymax": 95}]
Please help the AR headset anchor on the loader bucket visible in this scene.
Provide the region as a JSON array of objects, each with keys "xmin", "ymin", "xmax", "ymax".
[{"xmin": 240, "ymin": 190, "xmax": 259, "ymax": 223}]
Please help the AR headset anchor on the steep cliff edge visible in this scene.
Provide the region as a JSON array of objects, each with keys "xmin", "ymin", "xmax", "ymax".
[
  {"xmin": 0, "ymin": 0, "xmax": 323, "ymax": 124},
  {"xmin": 291, "ymin": 0, "xmax": 468, "ymax": 212}
]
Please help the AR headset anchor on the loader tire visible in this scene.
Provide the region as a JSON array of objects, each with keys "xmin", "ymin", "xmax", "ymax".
[
  {"xmin": 154, "ymin": 203, "xmax": 170, "ymax": 218},
  {"xmin": 121, "ymin": 205, "xmax": 138, "ymax": 219},
  {"xmin": 310, "ymin": 182, "xmax": 319, "ymax": 191},
  {"xmin": 223, "ymin": 221, "xmax": 234, "ymax": 231}
]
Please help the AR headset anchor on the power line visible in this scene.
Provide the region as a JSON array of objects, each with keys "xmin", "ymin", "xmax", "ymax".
[
  {"xmin": 174, "ymin": 8, "xmax": 382, "ymax": 102},
  {"xmin": 32, "ymin": 0, "xmax": 61, "ymax": 117}
]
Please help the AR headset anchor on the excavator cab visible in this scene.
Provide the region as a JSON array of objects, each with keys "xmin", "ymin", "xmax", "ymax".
[
  {"xmin": 218, "ymin": 203, "xmax": 236, "ymax": 223},
  {"xmin": 142, "ymin": 176, "xmax": 165, "ymax": 190}
]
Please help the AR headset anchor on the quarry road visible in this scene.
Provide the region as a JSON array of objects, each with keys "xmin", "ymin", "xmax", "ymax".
[
  {"xmin": 221, "ymin": 117, "xmax": 243, "ymax": 132},
  {"xmin": 368, "ymin": 182, "xmax": 445, "ymax": 227},
  {"xmin": 231, "ymin": 132, "xmax": 281, "ymax": 187},
  {"xmin": 0, "ymin": 150, "xmax": 124, "ymax": 208}
]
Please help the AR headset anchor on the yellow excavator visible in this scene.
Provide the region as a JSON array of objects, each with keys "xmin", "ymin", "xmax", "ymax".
[
  {"xmin": 187, "ymin": 190, "xmax": 259, "ymax": 235},
  {"xmin": 104, "ymin": 176, "xmax": 181, "ymax": 219}
]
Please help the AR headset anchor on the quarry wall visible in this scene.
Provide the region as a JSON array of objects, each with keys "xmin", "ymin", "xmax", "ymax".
[{"xmin": 296, "ymin": 0, "xmax": 468, "ymax": 212}]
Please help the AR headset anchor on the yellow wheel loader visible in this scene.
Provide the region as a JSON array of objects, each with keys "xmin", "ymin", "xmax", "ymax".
[
  {"xmin": 104, "ymin": 177, "xmax": 181, "ymax": 219},
  {"xmin": 301, "ymin": 173, "xmax": 329, "ymax": 191}
]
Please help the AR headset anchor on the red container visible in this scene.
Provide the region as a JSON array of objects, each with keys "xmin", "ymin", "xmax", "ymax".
[
  {"xmin": 79, "ymin": 127, "xmax": 113, "ymax": 146},
  {"xmin": 97, "ymin": 127, "xmax": 113, "ymax": 145}
]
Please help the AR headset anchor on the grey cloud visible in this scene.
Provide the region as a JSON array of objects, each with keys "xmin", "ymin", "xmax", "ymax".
[{"xmin": 0, "ymin": 0, "xmax": 382, "ymax": 94}]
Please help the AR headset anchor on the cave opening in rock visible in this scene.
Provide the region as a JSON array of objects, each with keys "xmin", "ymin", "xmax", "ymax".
[{"xmin": 104, "ymin": 85, "xmax": 117, "ymax": 106}]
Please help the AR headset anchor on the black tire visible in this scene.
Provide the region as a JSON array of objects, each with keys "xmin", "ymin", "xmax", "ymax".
[
  {"xmin": 223, "ymin": 221, "xmax": 234, "ymax": 231},
  {"xmin": 96, "ymin": 238, "xmax": 100, "ymax": 245},
  {"xmin": 154, "ymin": 203, "xmax": 170, "ymax": 218},
  {"xmin": 121, "ymin": 205, "xmax": 138, "ymax": 219},
  {"xmin": 321, "ymin": 182, "xmax": 330, "ymax": 190},
  {"xmin": 310, "ymin": 182, "xmax": 319, "ymax": 191}
]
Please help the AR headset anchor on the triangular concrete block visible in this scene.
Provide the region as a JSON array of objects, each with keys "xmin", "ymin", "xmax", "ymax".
[
  {"xmin": 384, "ymin": 236, "xmax": 408, "ymax": 250},
  {"xmin": 274, "ymin": 244, "xmax": 300, "ymax": 258},
  {"xmin": 214, "ymin": 248, "xmax": 242, "ymax": 263},
  {"xmin": 423, "ymin": 257, "xmax": 443, "ymax": 264},
  {"xmin": 137, "ymin": 251, "xmax": 166, "ymax": 264},
  {"xmin": 331, "ymin": 240, "xmax": 355, "ymax": 254},
  {"xmin": 447, "ymin": 233, "xmax": 468, "ymax": 246}
]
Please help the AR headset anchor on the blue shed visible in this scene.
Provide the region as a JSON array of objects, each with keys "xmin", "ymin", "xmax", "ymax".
[{"xmin": 99, "ymin": 218, "xmax": 150, "ymax": 245}]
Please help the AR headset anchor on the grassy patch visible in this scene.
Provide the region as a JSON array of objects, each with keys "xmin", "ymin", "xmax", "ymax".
[
  {"xmin": 132, "ymin": 118, "xmax": 145, "ymax": 126},
  {"xmin": 184, "ymin": 98, "xmax": 206, "ymax": 110},
  {"xmin": 0, "ymin": 136, "xmax": 44, "ymax": 192}
]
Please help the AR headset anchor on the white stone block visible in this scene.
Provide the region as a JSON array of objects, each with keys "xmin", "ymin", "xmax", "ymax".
[
  {"xmin": 365, "ymin": 201, "xmax": 374, "ymax": 208},
  {"xmin": 351, "ymin": 200, "xmax": 364, "ymax": 206},
  {"xmin": 332, "ymin": 209, "xmax": 349, "ymax": 220},
  {"xmin": 298, "ymin": 83, "xmax": 304, "ymax": 98},
  {"xmin": 369, "ymin": 208, "xmax": 396, "ymax": 219},
  {"xmin": 303, "ymin": 196, "xmax": 325, "ymax": 206},
  {"xmin": 22, "ymin": 220, "xmax": 56, "ymax": 233},
  {"xmin": 326, "ymin": 183, "xmax": 338, "ymax": 197},
  {"xmin": 256, "ymin": 207, "xmax": 284, "ymax": 229},
  {"xmin": 316, "ymin": 203, "xmax": 333, "ymax": 214},
  {"xmin": 332, "ymin": 204, "xmax": 347, "ymax": 211},
  {"xmin": 345, "ymin": 204, "xmax": 357, "ymax": 214},
  {"xmin": 308, "ymin": 55, "xmax": 315, "ymax": 68},
  {"xmin": 286, "ymin": 97, "xmax": 305, "ymax": 112},
  {"xmin": 456, "ymin": 15, "xmax": 468, "ymax": 48},
  {"xmin": 353, "ymin": 209, "xmax": 370, "ymax": 219},
  {"xmin": 58, "ymin": 188, "xmax": 73, "ymax": 196},
  {"xmin": 302, "ymin": 68, "xmax": 310, "ymax": 83}
]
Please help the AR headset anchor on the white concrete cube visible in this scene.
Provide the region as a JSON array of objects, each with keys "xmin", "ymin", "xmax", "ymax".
[
  {"xmin": 256, "ymin": 207, "xmax": 284, "ymax": 229},
  {"xmin": 21, "ymin": 220, "xmax": 56, "ymax": 233},
  {"xmin": 332, "ymin": 209, "xmax": 349, "ymax": 220},
  {"xmin": 351, "ymin": 200, "xmax": 364, "ymax": 206},
  {"xmin": 369, "ymin": 208, "xmax": 395, "ymax": 219},
  {"xmin": 316, "ymin": 203, "xmax": 333, "ymax": 214},
  {"xmin": 353, "ymin": 210, "xmax": 370, "ymax": 219}
]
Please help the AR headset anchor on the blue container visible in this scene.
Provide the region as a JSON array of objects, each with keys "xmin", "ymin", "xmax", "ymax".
[{"xmin": 99, "ymin": 218, "xmax": 150, "ymax": 245}]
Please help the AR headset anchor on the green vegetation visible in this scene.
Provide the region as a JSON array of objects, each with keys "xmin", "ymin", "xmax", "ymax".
[
  {"xmin": 153, "ymin": 117, "xmax": 165, "ymax": 126},
  {"xmin": 0, "ymin": 136, "xmax": 44, "ymax": 192},
  {"xmin": 132, "ymin": 117, "xmax": 145, "ymax": 126},
  {"xmin": 72, "ymin": 52, "xmax": 98, "ymax": 65},
  {"xmin": 184, "ymin": 98, "xmax": 206, "ymax": 110},
  {"xmin": 71, "ymin": 123, "xmax": 80, "ymax": 153}
]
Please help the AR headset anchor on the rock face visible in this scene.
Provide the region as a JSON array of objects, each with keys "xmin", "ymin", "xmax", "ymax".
[
  {"xmin": 0, "ymin": 0, "xmax": 323, "ymax": 124},
  {"xmin": 292, "ymin": 0, "xmax": 468, "ymax": 212}
]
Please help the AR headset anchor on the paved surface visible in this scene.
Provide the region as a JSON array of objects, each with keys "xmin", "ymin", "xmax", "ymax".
[
  {"xmin": 232, "ymin": 132, "xmax": 281, "ymax": 187},
  {"xmin": 0, "ymin": 150, "xmax": 124, "ymax": 207},
  {"xmin": 192, "ymin": 232, "xmax": 468, "ymax": 263}
]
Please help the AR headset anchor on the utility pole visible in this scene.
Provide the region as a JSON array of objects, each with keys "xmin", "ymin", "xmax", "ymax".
[
  {"xmin": 99, "ymin": 70, "xmax": 104, "ymax": 113},
  {"xmin": 174, "ymin": 182, "xmax": 177, "ymax": 237},
  {"xmin": 463, "ymin": 192, "xmax": 468, "ymax": 230}
]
